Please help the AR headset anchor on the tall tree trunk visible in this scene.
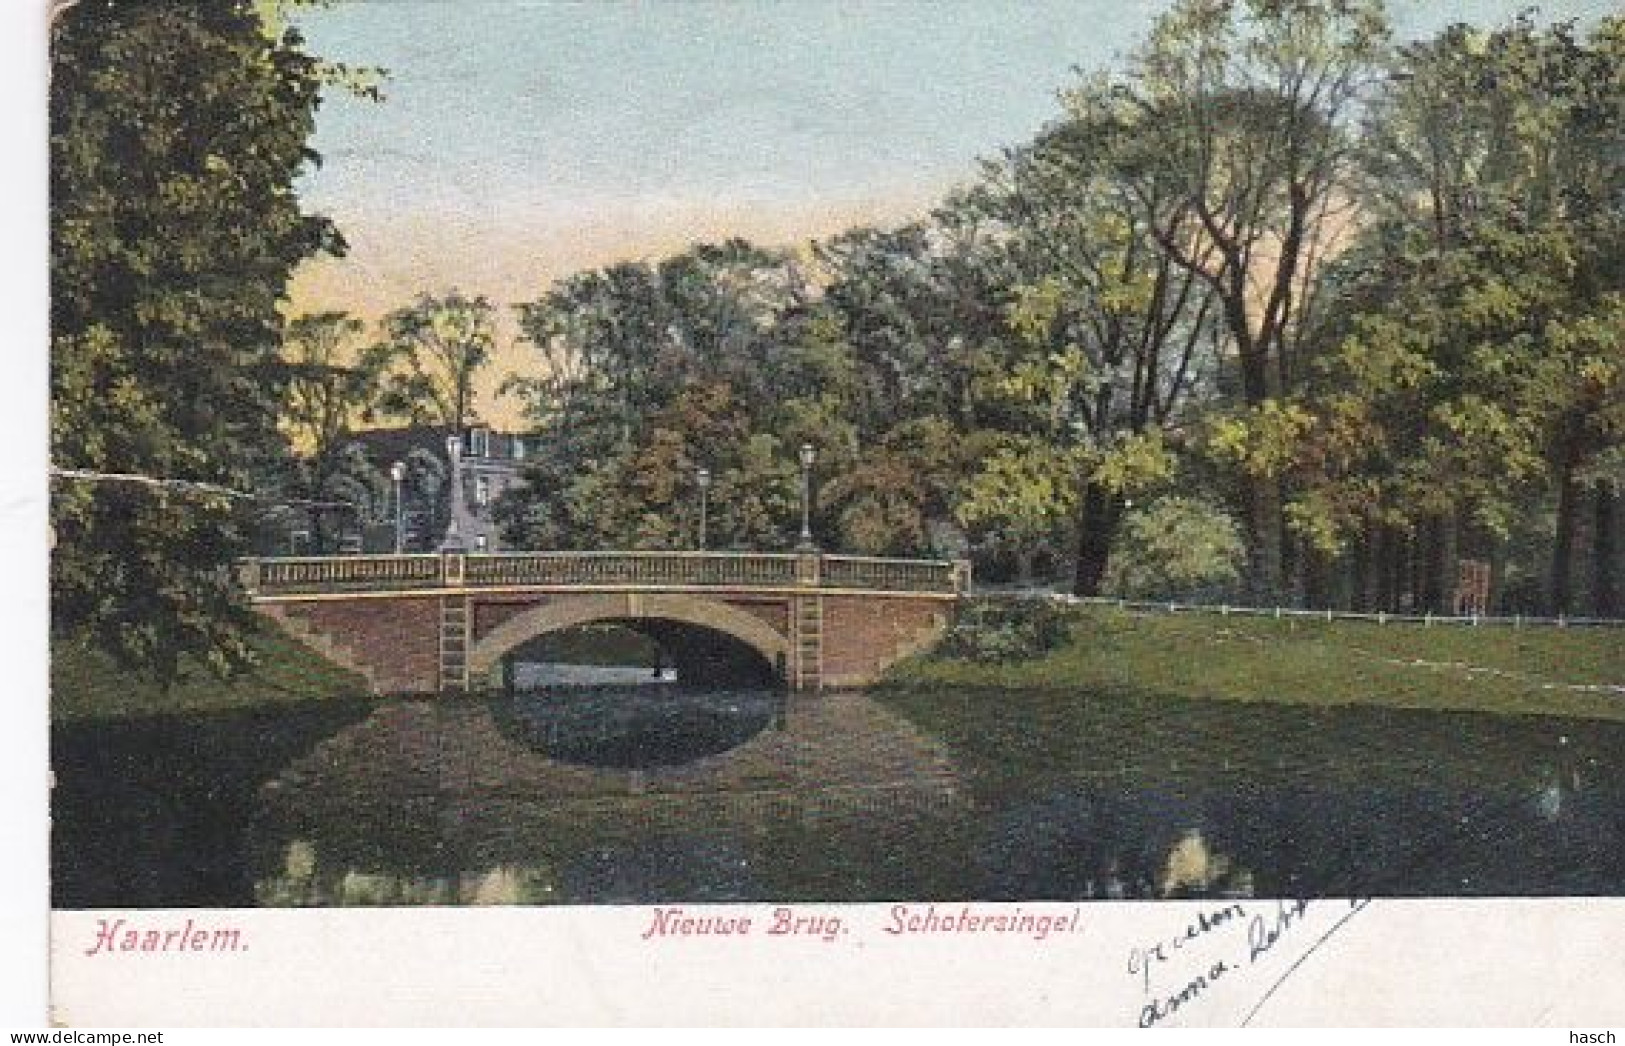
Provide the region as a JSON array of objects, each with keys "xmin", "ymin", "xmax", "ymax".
[
  {"xmin": 1551, "ymin": 461, "xmax": 1580, "ymax": 615},
  {"xmin": 1440, "ymin": 513, "xmax": 1459, "ymax": 614},
  {"xmin": 1382, "ymin": 528, "xmax": 1407, "ymax": 613},
  {"xmin": 1243, "ymin": 475, "xmax": 1285, "ymax": 604},
  {"xmin": 1594, "ymin": 487, "xmax": 1619, "ymax": 617},
  {"xmin": 1280, "ymin": 495, "xmax": 1302, "ymax": 605},
  {"xmin": 1351, "ymin": 531, "xmax": 1373, "ymax": 612},
  {"xmin": 1300, "ymin": 539, "xmax": 1331, "ymax": 609},
  {"xmin": 1488, "ymin": 538, "xmax": 1509, "ymax": 616},
  {"xmin": 1405, "ymin": 525, "xmax": 1424, "ymax": 612},
  {"xmin": 1231, "ymin": 336, "xmax": 1286, "ymax": 604},
  {"xmin": 1416, "ymin": 517, "xmax": 1436, "ymax": 613},
  {"xmin": 1418, "ymin": 514, "xmax": 1453, "ymax": 614},
  {"xmin": 1072, "ymin": 481, "xmax": 1123, "ymax": 597},
  {"xmin": 1370, "ymin": 527, "xmax": 1390, "ymax": 612}
]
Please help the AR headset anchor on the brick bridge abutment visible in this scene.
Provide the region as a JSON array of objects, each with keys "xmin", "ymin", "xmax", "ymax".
[{"xmin": 242, "ymin": 551, "xmax": 968, "ymax": 695}]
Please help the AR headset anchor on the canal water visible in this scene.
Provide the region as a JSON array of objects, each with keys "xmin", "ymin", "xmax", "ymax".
[{"xmin": 51, "ymin": 682, "xmax": 1625, "ymax": 907}]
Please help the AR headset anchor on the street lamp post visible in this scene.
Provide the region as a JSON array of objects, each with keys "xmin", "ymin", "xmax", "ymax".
[
  {"xmin": 441, "ymin": 432, "xmax": 467, "ymax": 552},
  {"xmin": 390, "ymin": 461, "xmax": 406, "ymax": 554},
  {"xmin": 797, "ymin": 441, "xmax": 817, "ymax": 551},
  {"xmin": 696, "ymin": 467, "xmax": 711, "ymax": 550}
]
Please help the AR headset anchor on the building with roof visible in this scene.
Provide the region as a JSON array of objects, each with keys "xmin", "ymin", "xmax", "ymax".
[{"xmin": 265, "ymin": 424, "xmax": 532, "ymax": 556}]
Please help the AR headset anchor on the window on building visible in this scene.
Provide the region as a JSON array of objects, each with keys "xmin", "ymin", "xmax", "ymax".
[
  {"xmin": 511, "ymin": 436, "xmax": 525, "ymax": 461},
  {"xmin": 469, "ymin": 427, "xmax": 490, "ymax": 459},
  {"xmin": 475, "ymin": 476, "xmax": 490, "ymax": 506},
  {"xmin": 474, "ymin": 533, "xmax": 489, "ymax": 552}
]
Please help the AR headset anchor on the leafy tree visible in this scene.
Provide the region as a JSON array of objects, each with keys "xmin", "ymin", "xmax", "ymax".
[
  {"xmin": 819, "ymin": 417, "xmax": 974, "ymax": 556},
  {"xmin": 1287, "ymin": 222, "xmax": 1619, "ymax": 615},
  {"xmin": 498, "ymin": 378, "xmax": 803, "ymax": 552},
  {"xmin": 400, "ymin": 445, "xmax": 449, "ymax": 548},
  {"xmin": 501, "ymin": 242, "xmax": 819, "ymax": 551},
  {"xmin": 1298, "ymin": 14, "xmax": 1625, "ymax": 614},
  {"xmin": 277, "ymin": 311, "xmax": 390, "ymax": 550},
  {"xmin": 321, "ymin": 441, "xmax": 391, "ymax": 532},
  {"xmin": 1524, "ymin": 293, "xmax": 1624, "ymax": 613},
  {"xmin": 654, "ymin": 239, "xmax": 807, "ymax": 397},
  {"xmin": 962, "ymin": 99, "xmax": 1222, "ymax": 592},
  {"xmin": 51, "ymin": 0, "xmax": 340, "ymax": 678},
  {"xmin": 710, "ymin": 433, "xmax": 804, "ymax": 551},
  {"xmin": 814, "ymin": 220, "xmax": 1007, "ymax": 435},
  {"xmin": 954, "ymin": 435, "xmax": 1083, "ymax": 582},
  {"xmin": 374, "ymin": 290, "xmax": 496, "ymax": 433},
  {"xmin": 1114, "ymin": 0, "xmax": 1390, "ymax": 598},
  {"xmin": 506, "ymin": 240, "xmax": 804, "ymax": 439},
  {"xmin": 507, "ymin": 262, "xmax": 666, "ymax": 442}
]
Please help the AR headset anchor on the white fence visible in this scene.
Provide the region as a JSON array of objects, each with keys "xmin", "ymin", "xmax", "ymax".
[{"xmin": 973, "ymin": 587, "xmax": 1625, "ymax": 628}]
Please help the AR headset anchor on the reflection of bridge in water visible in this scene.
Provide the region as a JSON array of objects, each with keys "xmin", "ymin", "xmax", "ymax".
[
  {"xmin": 252, "ymin": 689, "xmax": 965, "ymax": 905},
  {"xmin": 240, "ymin": 550, "xmax": 971, "ymax": 693}
]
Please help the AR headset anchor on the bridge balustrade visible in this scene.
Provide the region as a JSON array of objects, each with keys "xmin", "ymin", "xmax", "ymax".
[
  {"xmin": 462, "ymin": 551, "xmax": 801, "ymax": 588},
  {"xmin": 240, "ymin": 550, "xmax": 967, "ymax": 597},
  {"xmin": 251, "ymin": 554, "xmax": 443, "ymax": 594},
  {"xmin": 819, "ymin": 556, "xmax": 961, "ymax": 593}
]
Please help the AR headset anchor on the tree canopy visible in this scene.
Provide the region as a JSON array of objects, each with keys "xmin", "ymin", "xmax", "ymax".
[{"xmin": 51, "ymin": 0, "xmax": 341, "ymax": 678}]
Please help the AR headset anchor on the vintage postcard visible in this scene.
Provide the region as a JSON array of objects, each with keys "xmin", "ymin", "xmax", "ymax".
[{"xmin": 38, "ymin": 0, "xmax": 1625, "ymax": 1028}]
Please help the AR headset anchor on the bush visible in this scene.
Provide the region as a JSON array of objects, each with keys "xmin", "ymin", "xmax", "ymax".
[
  {"xmin": 1105, "ymin": 497, "xmax": 1245, "ymax": 601},
  {"xmin": 937, "ymin": 597, "xmax": 1077, "ymax": 663}
]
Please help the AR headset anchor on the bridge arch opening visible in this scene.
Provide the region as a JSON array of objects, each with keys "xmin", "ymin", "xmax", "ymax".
[
  {"xmin": 502, "ymin": 623, "xmax": 666, "ymax": 687},
  {"xmin": 469, "ymin": 593, "xmax": 789, "ymax": 691}
]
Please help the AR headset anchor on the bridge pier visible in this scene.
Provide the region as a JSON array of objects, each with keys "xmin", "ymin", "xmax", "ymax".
[
  {"xmin": 439, "ymin": 594, "xmax": 472, "ymax": 692},
  {"xmin": 790, "ymin": 594, "xmax": 823, "ymax": 691},
  {"xmin": 786, "ymin": 551, "xmax": 822, "ymax": 690}
]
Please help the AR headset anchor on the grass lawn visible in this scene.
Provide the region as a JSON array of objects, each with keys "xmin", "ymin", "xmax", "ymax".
[
  {"xmin": 51, "ymin": 623, "xmax": 369, "ymax": 725},
  {"xmin": 883, "ymin": 604, "xmax": 1625, "ymax": 724}
]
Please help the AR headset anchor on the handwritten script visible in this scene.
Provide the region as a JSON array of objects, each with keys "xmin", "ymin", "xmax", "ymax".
[{"xmin": 1127, "ymin": 898, "xmax": 1374, "ymax": 1028}]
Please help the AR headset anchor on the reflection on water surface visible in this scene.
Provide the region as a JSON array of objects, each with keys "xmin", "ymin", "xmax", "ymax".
[
  {"xmin": 500, "ymin": 685, "xmax": 780, "ymax": 768},
  {"xmin": 50, "ymin": 684, "xmax": 1625, "ymax": 907}
]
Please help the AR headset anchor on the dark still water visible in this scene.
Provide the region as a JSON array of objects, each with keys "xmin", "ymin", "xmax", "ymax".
[{"xmin": 51, "ymin": 685, "xmax": 1625, "ymax": 907}]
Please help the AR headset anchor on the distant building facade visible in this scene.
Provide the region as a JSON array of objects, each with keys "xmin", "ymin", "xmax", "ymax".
[
  {"xmin": 268, "ymin": 424, "xmax": 532, "ymax": 555},
  {"xmin": 448, "ymin": 424, "xmax": 530, "ymax": 552}
]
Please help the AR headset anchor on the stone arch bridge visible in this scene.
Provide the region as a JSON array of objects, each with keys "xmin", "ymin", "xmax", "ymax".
[{"xmin": 241, "ymin": 551, "xmax": 970, "ymax": 694}]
